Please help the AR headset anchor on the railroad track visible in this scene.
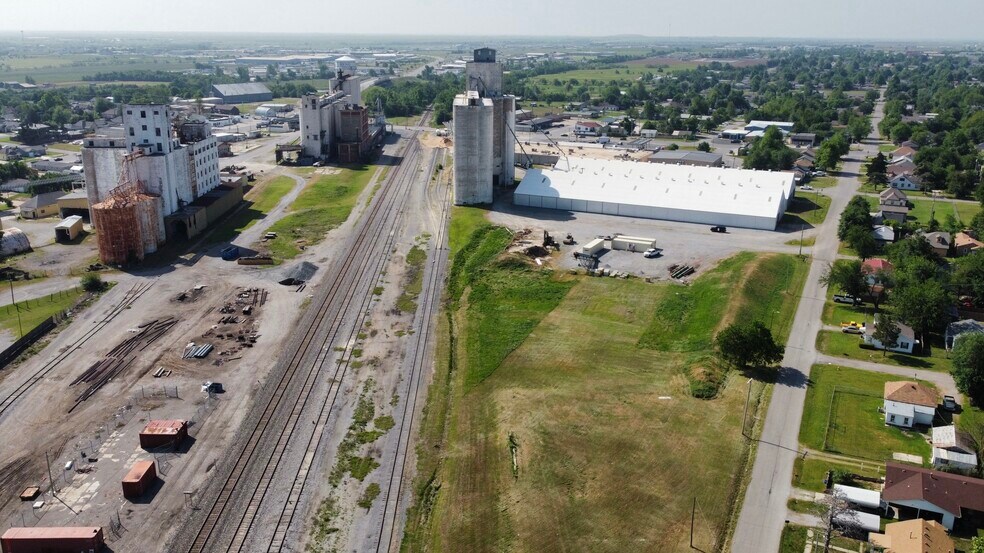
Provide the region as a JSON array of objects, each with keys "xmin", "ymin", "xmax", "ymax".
[
  {"xmin": 373, "ymin": 147, "xmax": 453, "ymax": 553},
  {"xmin": 259, "ymin": 138, "xmax": 434, "ymax": 553},
  {"xmin": 187, "ymin": 118, "xmax": 430, "ymax": 553},
  {"xmin": 0, "ymin": 280, "xmax": 155, "ymax": 420}
]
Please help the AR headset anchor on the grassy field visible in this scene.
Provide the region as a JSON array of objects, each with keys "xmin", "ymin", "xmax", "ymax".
[
  {"xmin": 905, "ymin": 197, "xmax": 981, "ymax": 227},
  {"xmin": 265, "ymin": 166, "xmax": 375, "ymax": 259},
  {"xmin": 403, "ymin": 234, "xmax": 809, "ymax": 552},
  {"xmin": 816, "ymin": 330, "xmax": 952, "ymax": 372},
  {"xmin": 48, "ymin": 142, "xmax": 81, "ymax": 152},
  {"xmin": 206, "ymin": 175, "xmax": 295, "ymax": 245},
  {"xmin": 0, "ymin": 54, "xmax": 197, "ymax": 84},
  {"xmin": 799, "ymin": 364, "xmax": 934, "ymax": 462},
  {"xmin": 0, "ymin": 287, "xmax": 85, "ymax": 336},
  {"xmin": 782, "ymin": 193, "xmax": 832, "ymax": 227}
]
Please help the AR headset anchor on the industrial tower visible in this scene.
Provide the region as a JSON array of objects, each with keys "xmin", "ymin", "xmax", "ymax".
[{"xmin": 452, "ymin": 48, "xmax": 516, "ymax": 205}]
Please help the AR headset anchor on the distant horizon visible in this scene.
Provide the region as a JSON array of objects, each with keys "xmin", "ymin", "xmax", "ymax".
[
  {"xmin": 1, "ymin": 0, "xmax": 982, "ymax": 42},
  {"xmin": 0, "ymin": 30, "xmax": 979, "ymax": 49}
]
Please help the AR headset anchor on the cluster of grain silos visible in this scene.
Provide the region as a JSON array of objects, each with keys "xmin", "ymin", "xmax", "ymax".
[{"xmin": 452, "ymin": 48, "xmax": 517, "ymax": 205}]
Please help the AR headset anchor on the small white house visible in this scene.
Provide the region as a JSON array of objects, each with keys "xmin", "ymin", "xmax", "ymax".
[
  {"xmin": 931, "ymin": 425, "xmax": 979, "ymax": 472},
  {"xmin": 890, "ymin": 173, "xmax": 924, "ymax": 191},
  {"xmin": 574, "ymin": 121, "xmax": 603, "ymax": 136},
  {"xmin": 883, "ymin": 381, "xmax": 937, "ymax": 428},
  {"xmin": 863, "ymin": 314, "xmax": 917, "ymax": 354}
]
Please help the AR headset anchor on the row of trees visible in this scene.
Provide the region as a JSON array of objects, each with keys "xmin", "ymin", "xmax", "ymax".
[
  {"xmin": 363, "ymin": 72, "xmax": 462, "ymax": 125},
  {"xmin": 0, "ymin": 160, "xmax": 34, "ymax": 184}
]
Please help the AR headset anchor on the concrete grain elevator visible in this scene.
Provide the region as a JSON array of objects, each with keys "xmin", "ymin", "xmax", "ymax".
[{"xmin": 452, "ymin": 48, "xmax": 516, "ymax": 205}]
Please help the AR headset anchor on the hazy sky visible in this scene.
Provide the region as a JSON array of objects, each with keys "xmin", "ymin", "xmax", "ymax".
[{"xmin": 1, "ymin": 0, "xmax": 982, "ymax": 41}]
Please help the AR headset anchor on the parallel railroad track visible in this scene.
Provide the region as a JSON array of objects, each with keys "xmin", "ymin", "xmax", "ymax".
[
  {"xmin": 0, "ymin": 280, "xmax": 155, "ymax": 420},
  {"xmin": 187, "ymin": 115, "xmax": 430, "ymax": 553}
]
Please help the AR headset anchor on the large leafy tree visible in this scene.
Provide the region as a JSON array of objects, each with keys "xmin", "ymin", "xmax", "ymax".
[
  {"xmin": 893, "ymin": 279, "xmax": 953, "ymax": 340},
  {"xmin": 952, "ymin": 334, "xmax": 984, "ymax": 407},
  {"xmin": 743, "ymin": 126, "xmax": 798, "ymax": 171},
  {"xmin": 715, "ymin": 321, "xmax": 785, "ymax": 370},
  {"xmin": 815, "ymin": 132, "xmax": 850, "ymax": 171},
  {"xmin": 954, "ymin": 253, "xmax": 984, "ymax": 307},
  {"xmin": 820, "ymin": 260, "xmax": 867, "ymax": 300},
  {"xmin": 866, "ymin": 152, "xmax": 889, "ymax": 189}
]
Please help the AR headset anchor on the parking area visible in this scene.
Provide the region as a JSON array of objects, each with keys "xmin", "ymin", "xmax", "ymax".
[{"xmin": 487, "ymin": 195, "xmax": 803, "ymax": 280}]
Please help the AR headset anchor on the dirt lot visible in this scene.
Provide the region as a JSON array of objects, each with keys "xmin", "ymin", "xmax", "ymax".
[{"xmin": 485, "ymin": 193, "xmax": 804, "ymax": 281}]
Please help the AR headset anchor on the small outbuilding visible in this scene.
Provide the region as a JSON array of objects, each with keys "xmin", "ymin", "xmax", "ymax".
[
  {"xmin": 19, "ymin": 191, "xmax": 65, "ymax": 219},
  {"xmin": 931, "ymin": 425, "xmax": 978, "ymax": 472},
  {"xmin": 139, "ymin": 419, "xmax": 187, "ymax": 449},
  {"xmin": 54, "ymin": 216, "xmax": 84, "ymax": 243},
  {"xmin": 869, "ymin": 519, "xmax": 953, "ymax": 553}
]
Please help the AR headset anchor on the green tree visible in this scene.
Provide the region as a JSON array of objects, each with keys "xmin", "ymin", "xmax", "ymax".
[
  {"xmin": 743, "ymin": 126, "xmax": 797, "ymax": 171},
  {"xmin": 848, "ymin": 116, "xmax": 872, "ymax": 142},
  {"xmin": 971, "ymin": 536, "xmax": 984, "ymax": 553},
  {"xmin": 866, "ymin": 152, "xmax": 889, "ymax": 189},
  {"xmin": 954, "ymin": 253, "xmax": 984, "ymax": 306},
  {"xmin": 666, "ymin": 143, "xmax": 679, "ymax": 151},
  {"xmin": 893, "ymin": 279, "xmax": 953, "ymax": 341},
  {"xmin": 815, "ymin": 133, "xmax": 849, "ymax": 171},
  {"xmin": 266, "ymin": 64, "xmax": 278, "ymax": 80},
  {"xmin": 952, "ymin": 334, "xmax": 984, "ymax": 407},
  {"xmin": 873, "ymin": 312, "xmax": 901, "ymax": 356},
  {"xmin": 696, "ymin": 141, "xmax": 712, "ymax": 152},
  {"xmin": 81, "ymin": 273, "xmax": 106, "ymax": 293},
  {"xmin": 846, "ymin": 226, "xmax": 878, "ymax": 260},
  {"xmin": 714, "ymin": 321, "xmax": 784, "ymax": 370},
  {"xmin": 820, "ymin": 260, "xmax": 867, "ymax": 300},
  {"xmin": 236, "ymin": 66, "xmax": 250, "ymax": 82}
]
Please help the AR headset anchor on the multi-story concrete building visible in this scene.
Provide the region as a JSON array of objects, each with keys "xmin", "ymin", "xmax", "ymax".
[
  {"xmin": 81, "ymin": 105, "xmax": 229, "ymax": 263},
  {"xmin": 452, "ymin": 48, "xmax": 516, "ymax": 205},
  {"xmin": 300, "ymin": 75, "xmax": 378, "ymax": 162}
]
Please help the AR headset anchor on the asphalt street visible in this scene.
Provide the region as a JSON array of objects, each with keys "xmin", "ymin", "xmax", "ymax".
[{"xmin": 730, "ymin": 92, "xmax": 887, "ymax": 553}]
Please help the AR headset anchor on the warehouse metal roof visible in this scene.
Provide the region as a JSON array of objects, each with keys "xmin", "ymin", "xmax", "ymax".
[
  {"xmin": 211, "ymin": 83, "xmax": 272, "ymax": 97},
  {"xmin": 515, "ymin": 157, "xmax": 795, "ymax": 220}
]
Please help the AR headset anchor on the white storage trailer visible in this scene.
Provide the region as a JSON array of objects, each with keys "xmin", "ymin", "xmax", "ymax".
[
  {"xmin": 833, "ymin": 484, "xmax": 885, "ymax": 511},
  {"xmin": 611, "ymin": 235, "xmax": 656, "ymax": 252},
  {"xmin": 581, "ymin": 238, "xmax": 605, "ymax": 255}
]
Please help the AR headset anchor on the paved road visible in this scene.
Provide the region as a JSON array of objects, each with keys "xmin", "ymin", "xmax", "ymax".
[{"xmin": 730, "ymin": 93, "xmax": 887, "ymax": 553}]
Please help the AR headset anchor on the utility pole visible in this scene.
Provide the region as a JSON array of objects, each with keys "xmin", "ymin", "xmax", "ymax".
[
  {"xmin": 45, "ymin": 451, "xmax": 55, "ymax": 498},
  {"xmin": 690, "ymin": 497, "xmax": 696, "ymax": 549},
  {"xmin": 9, "ymin": 278, "xmax": 23, "ymax": 338},
  {"xmin": 741, "ymin": 378, "xmax": 753, "ymax": 438}
]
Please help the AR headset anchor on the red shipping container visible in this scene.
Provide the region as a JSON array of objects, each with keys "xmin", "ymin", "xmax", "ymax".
[
  {"xmin": 1, "ymin": 526, "xmax": 104, "ymax": 553},
  {"xmin": 138, "ymin": 419, "xmax": 187, "ymax": 449},
  {"xmin": 121, "ymin": 460, "xmax": 157, "ymax": 499}
]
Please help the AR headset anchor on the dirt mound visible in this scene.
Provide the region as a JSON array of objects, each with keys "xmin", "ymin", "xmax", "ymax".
[{"xmin": 279, "ymin": 261, "xmax": 318, "ymax": 286}]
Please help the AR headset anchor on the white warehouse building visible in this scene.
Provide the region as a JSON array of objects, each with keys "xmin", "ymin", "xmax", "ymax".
[{"xmin": 514, "ymin": 158, "xmax": 796, "ymax": 230}]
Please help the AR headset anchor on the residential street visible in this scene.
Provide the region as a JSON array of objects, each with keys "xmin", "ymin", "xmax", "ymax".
[{"xmin": 730, "ymin": 93, "xmax": 887, "ymax": 553}]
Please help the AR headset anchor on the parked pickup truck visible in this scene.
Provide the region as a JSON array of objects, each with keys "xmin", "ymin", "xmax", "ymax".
[
  {"xmin": 943, "ymin": 395, "xmax": 957, "ymax": 411},
  {"xmin": 833, "ymin": 294, "xmax": 863, "ymax": 305}
]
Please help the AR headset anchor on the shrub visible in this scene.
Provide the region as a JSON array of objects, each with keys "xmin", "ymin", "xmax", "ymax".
[{"xmin": 80, "ymin": 273, "xmax": 106, "ymax": 292}]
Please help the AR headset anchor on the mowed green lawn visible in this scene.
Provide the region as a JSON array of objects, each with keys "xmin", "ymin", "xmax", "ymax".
[
  {"xmin": 816, "ymin": 330, "xmax": 952, "ymax": 372},
  {"xmin": 0, "ymin": 287, "xmax": 85, "ymax": 336},
  {"xmin": 407, "ymin": 244, "xmax": 809, "ymax": 553},
  {"xmin": 265, "ymin": 166, "xmax": 376, "ymax": 259},
  {"xmin": 799, "ymin": 365, "xmax": 934, "ymax": 462},
  {"xmin": 792, "ymin": 455, "xmax": 884, "ymax": 493},
  {"xmin": 782, "ymin": 193, "xmax": 832, "ymax": 227},
  {"xmin": 207, "ymin": 175, "xmax": 295, "ymax": 244},
  {"xmin": 907, "ymin": 198, "xmax": 981, "ymax": 227}
]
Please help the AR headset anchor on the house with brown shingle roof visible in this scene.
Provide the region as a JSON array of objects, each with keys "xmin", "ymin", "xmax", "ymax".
[
  {"xmin": 883, "ymin": 462, "xmax": 984, "ymax": 530},
  {"xmin": 891, "ymin": 145, "xmax": 918, "ymax": 161},
  {"xmin": 869, "ymin": 519, "xmax": 953, "ymax": 553},
  {"xmin": 953, "ymin": 232, "xmax": 983, "ymax": 256},
  {"xmin": 880, "ymin": 187, "xmax": 908, "ymax": 207},
  {"xmin": 883, "ymin": 381, "xmax": 937, "ymax": 428}
]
